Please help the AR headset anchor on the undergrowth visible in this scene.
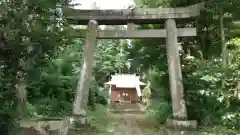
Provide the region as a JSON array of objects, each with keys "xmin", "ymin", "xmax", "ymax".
[{"xmin": 68, "ymin": 104, "xmax": 117, "ymax": 135}]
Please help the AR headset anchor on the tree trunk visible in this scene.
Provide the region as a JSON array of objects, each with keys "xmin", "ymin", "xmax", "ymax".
[
  {"xmin": 220, "ymin": 14, "xmax": 228, "ymax": 88},
  {"xmin": 72, "ymin": 20, "xmax": 98, "ymax": 125},
  {"xmin": 16, "ymin": 78, "xmax": 27, "ymax": 119},
  {"xmin": 221, "ymin": 15, "xmax": 228, "ymax": 69},
  {"xmin": 15, "ymin": 67, "xmax": 28, "ymax": 135},
  {"xmin": 165, "ymin": 19, "xmax": 188, "ymax": 120}
]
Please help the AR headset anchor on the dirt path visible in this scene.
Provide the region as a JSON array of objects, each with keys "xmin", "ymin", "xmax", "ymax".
[
  {"xmin": 113, "ymin": 113, "xmax": 143, "ymax": 135},
  {"xmin": 70, "ymin": 112, "xmax": 161, "ymax": 135},
  {"xmin": 70, "ymin": 112, "xmax": 204, "ymax": 135}
]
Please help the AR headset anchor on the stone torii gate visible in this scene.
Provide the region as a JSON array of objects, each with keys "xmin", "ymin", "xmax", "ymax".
[{"xmin": 64, "ymin": 3, "xmax": 204, "ymax": 128}]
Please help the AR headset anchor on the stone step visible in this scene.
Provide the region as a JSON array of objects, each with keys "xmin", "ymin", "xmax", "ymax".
[
  {"xmin": 110, "ymin": 109, "xmax": 145, "ymax": 114},
  {"xmin": 109, "ymin": 103, "xmax": 145, "ymax": 114},
  {"xmin": 111, "ymin": 103, "xmax": 142, "ymax": 109}
]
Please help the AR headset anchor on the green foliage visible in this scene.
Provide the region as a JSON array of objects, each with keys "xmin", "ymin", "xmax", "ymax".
[
  {"xmin": 26, "ymin": 37, "xmax": 111, "ymax": 116},
  {"xmin": 0, "ymin": 1, "xmax": 126, "ymax": 132},
  {"xmin": 199, "ymin": 126, "xmax": 240, "ymax": 135},
  {"xmin": 146, "ymin": 99, "xmax": 172, "ymax": 124},
  {"xmin": 0, "ymin": 0, "xmax": 73, "ymax": 132},
  {"xmin": 0, "ymin": 0, "xmax": 240, "ymax": 133},
  {"xmin": 182, "ymin": 58, "xmax": 235, "ymax": 126},
  {"xmin": 131, "ymin": 0, "xmax": 240, "ymax": 132},
  {"xmin": 88, "ymin": 81, "xmax": 108, "ymax": 111}
]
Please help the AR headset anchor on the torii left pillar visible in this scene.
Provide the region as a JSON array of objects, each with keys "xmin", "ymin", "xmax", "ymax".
[{"xmin": 73, "ymin": 20, "xmax": 98, "ymax": 124}]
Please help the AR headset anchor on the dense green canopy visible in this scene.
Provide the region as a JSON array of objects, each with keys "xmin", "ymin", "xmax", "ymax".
[{"xmin": 0, "ymin": 0, "xmax": 240, "ymax": 134}]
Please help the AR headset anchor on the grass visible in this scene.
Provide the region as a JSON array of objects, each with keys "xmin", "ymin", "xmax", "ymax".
[
  {"xmin": 68, "ymin": 104, "xmax": 119, "ymax": 135},
  {"xmin": 68, "ymin": 104, "xmax": 240, "ymax": 135}
]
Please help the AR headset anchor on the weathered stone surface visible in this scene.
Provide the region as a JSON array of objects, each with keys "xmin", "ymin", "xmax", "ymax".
[
  {"xmin": 20, "ymin": 117, "xmax": 70, "ymax": 135},
  {"xmin": 127, "ymin": 23, "xmax": 136, "ymax": 31},
  {"xmin": 63, "ymin": 3, "xmax": 204, "ymax": 25},
  {"xmin": 72, "ymin": 20, "xmax": 98, "ymax": 124},
  {"xmin": 166, "ymin": 129, "xmax": 198, "ymax": 135},
  {"xmin": 165, "ymin": 19, "xmax": 188, "ymax": 119},
  {"xmin": 70, "ymin": 115, "xmax": 90, "ymax": 128},
  {"xmin": 166, "ymin": 119, "xmax": 198, "ymax": 129},
  {"xmin": 72, "ymin": 28, "xmax": 196, "ymax": 39}
]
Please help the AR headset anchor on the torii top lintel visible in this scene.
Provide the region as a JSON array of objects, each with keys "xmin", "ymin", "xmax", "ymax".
[{"xmin": 63, "ymin": 3, "xmax": 204, "ymax": 25}]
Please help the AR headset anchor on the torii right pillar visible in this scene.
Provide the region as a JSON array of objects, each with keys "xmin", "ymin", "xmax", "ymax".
[{"xmin": 165, "ymin": 19, "xmax": 197, "ymax": 129}]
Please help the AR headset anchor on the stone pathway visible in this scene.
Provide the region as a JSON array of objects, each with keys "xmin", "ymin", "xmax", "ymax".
[
  {"xmin": 70, "ymin": 112, "xmax": 200, "ymax": 135},
  {"xmin": 113, "ymin": 113, "xmax": 143, "ymax": 135},
  {"xmin": 110, "ymin": 103, "xmax": 145, "ymax": 114},
  {"xmin": 69, "ymin": 103, "xmax": 226, "ymax": 135},
  {"xmin": 70, "ymin": 103, "xmax": 162, "ymax": 135}
]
